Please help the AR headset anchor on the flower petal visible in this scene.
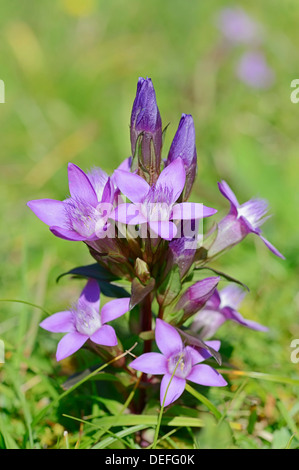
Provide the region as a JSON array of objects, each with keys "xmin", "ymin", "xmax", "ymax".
[
  {"xmin": 218, "ymin": 180, "xmax": 239, "ymax": 213},
  {"xmin": 171, "ymin": 202, "xmax": 217, "ymax": 220},
  {"xmin": 160, "ymin": 373, "xmax": 186, "ymax": 407},
  {"xmin": 219, "ymin": 285, "xmax": 247, "ymax": 309},
  {"xmin": 186, "ymin": 340, "xmax": 221, "ymax": 365},
  {"xmin": 49, "ymin": 226, "xmax": 87, "ymax": 241},
  {"xmin": 259, "ymin": 235, "xmax": 285, "ymax": 259},
  {"xmin": 40, "ymin": 311, "xmax": 74, "ymax": 333},
  {"xmin": 192, "ymin": 309, "xmax": 226, "ymax": 339},
  {"xmin": 113, "ymin": 170, "xmax": 150, "ymax": 203},
  {"xmin": 155, "ymin": 319, "xmax": 183, "ymax": 357},
  {"xmin": 156, "ymin": 158, "xmax": 186, "ymax": 203},
  {"xmin": 187, "ymin": 364, "xmax": 227, "ymax": 387},
  {"xmin": 68, "ymin": 163, "xmax": 98, "ymax": 205},
  {"xmin": 79, "ymin": 279, "xmax": 100, "ymax": 313},
  {"xmin": 27, "ymin": 199, "xmax": 67, "ymax": 227},
  {"xmin": 56, "ymin": 332, "xmax": 88, "ymax": 361},
  {"xmin": 101, "ymin": 297, "xmax": 130, "ymax": 324},
  {"xmin": 90, "ymin": 324, "xmax": 118, "ymax": 346},
  {"xmin": 111, "ymin": 203, "xmax": 147, "ymax": 225},
  {"xmin": 149, "ymin": 220, "xmax": 177, "ymax": 241},
  {"xmin": 130, "ymin": 352, "xmax": 168, "ymax": 375},
  {"xmin": 225, "ymin": 308, "xmax": 268, "ymax": 332}
]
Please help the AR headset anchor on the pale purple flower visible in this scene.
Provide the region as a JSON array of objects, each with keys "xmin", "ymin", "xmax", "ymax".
[
  {"xmin": 216, "ymin": 8, "xmax": 261, "ymax": 45},
  {"xmin": 130, "ymin": 77, "xmax": 162, "ymax": 175},
  {"xmin": 130, "ymin": 319, "xmax": 227, "ymax": 407},
  {"xmin": 27, "ymin": 163, "xmax": 115, "ymax": 241},
  {"xmin": 166, "ymin": 114, "xmax": 197, "ymax": 201},
  {"xmin": 174, "ymin": 277, "xmax": 220, "ymax": 321},
  {"xmin": 40, "ymin": 279, "xmax": 130, "ymax": 361},
  {"xmin": 208, "ymin": 180, "xmax": 284, "ymax": 258},
  {"xmin": 112, "ymin": 158, "xmax": 217, "ymax": 241},
  {"xmin": 236, "ymin": 52, "xmax": 275, "ymax": 89},
  {"xmin": 192, "ymin": 285, "xmax": 268, "ymax": 339}
]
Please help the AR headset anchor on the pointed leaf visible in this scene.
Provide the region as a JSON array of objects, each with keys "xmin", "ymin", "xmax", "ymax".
[
  {"xmin": 130, "ymin": 277, "xmax": 155, "ymax": 309},
  {"xmin": 157, "ymin": 265, "xmax": 181, "ymax": 307}
]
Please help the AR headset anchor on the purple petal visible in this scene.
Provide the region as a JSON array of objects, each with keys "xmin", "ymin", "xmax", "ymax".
[
  {"xmin": 219, "ymin": 285, "xmax": 247, "ymax": 309},
  {"xmin": 226, "ymin": 308, "xmax": 268, "ymax": 332},
  {"xmin": 171, "ymin": 203, "xmax": 217, "ymax": 220},
  {"xmin": 27, "ymin": 199, "xmax": 67, "ymax": 227},
  {"xmin": 101, "ymin": 178, "xmax": 115, "ymax": 205},
  {"xmin": 130, "ymin": 353, "xmax": 168, "ymax": 375},
  {"xmin": 155, "ymin": 319, "xmax": 183, "ymax": 358},
  {"xmin": 192, "ymin": 309, "xmax": 226, "ymax": 339},
  {"xmin": 149, "ymin": 220, "xmax": 177, "ymax": 241},
  {"xmin": 160, "ymin": 373, "xmax": 186, "ymax": 407},
  {"xmin": 156, "ymin": 158, "xmax": 186, "ymax": 203},
  {"xmin": 186, "ymin": 340, "xmax": 221, "ymax": 365},
  {"xmin": 68, "ymin": 163, "xmax": 98, "ymax": 206},
  {"xmin": 90, "ymin": 324, "xmax": 118, "ymax": 346},
  {"xmin": 111, "ymin": 203, "xmax": 147, "ymax": 225},
  {"xmin": 101, "ymin": 297, "xmax": 130, "ymax": 324},
  {"xmin": 79, "ymin": 279, "xmax": 100, "ymax": 313},
  {"xmin": 49, "ymin": 226, "xmax": 88, "ymax": 241},
  {"xmin": 114, "ymin": 157, "xmax": 132, "ymax": 173},
  {"xmin": 56, "ymin": 332, "xmax": 88, "ymax": 361},
  {"xmin": 113, "ymin": 170, "xmax": 150, "ymax": 203},
  {"xmin": 40, "ymin": 311, "xmax": 74, "ymax": 333},
  {"xmin": 259, "ymin": 235, "xmax": 285, "ymax": 259},
  {"xmin": 218, "ymin": 180, "xmax": 239, "ymax": 213},
  {"xmin": 187, "ymin": 364, "xmax": 227, "ymax": 387}
]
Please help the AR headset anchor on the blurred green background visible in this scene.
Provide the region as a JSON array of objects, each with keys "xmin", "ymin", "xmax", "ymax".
[{"xmin": 0, "ymin": 0, "xmax": 298, "ymax": 448}]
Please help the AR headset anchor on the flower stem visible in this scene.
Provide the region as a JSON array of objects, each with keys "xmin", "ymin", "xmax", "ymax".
[{"xmin": 138, "ymin": 293, "xmax": 153, "ymax": 412}]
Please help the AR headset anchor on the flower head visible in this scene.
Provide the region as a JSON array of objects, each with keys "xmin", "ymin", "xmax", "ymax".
[
  {"xmin": 208, "ymin": 180, "xmax": 284, "ymax": 258},
  {"xmin": 166, "ymin": 114, "xmax": 197, "ymax": 201},
  {"xmin": 216, "ymin": 7, "xmax": 261, "ymax": 45},
  {"xmin": 40, "ymin": 279, "xmax": 130, "ymax": 361},
  {"xmin": 130, "ymin": 319, "xmax": 227, "ymax": 407},
  {"xmin": 130, "ymin": 77, "xmax": 162, "ymax": 181},
  {"xmin": 236, "ymin": 52, "xmax": 275, "ymax": 89},
  {"xmin": 27, "ymin": 163, "xmax": 115, "ymax": 241},
  {"xmin": 112, "ymin": 158, "xmax": 217, "ymax": 241},
  {"xmin": 192, "ymin": 285, "xmax": 268, "ymax": 339}
]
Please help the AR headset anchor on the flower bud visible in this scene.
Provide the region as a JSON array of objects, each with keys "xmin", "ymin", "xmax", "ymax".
[
  {"xmin": 166, "ymin": 114, "xmax": 197, "ymax": 201},
  {"xmin": 130, "ymin": 77, "xmax": 162, "ymax": 183},
  {"xmin": 174, "ymin": 277, "xmax": 220, "ymax": 321}
]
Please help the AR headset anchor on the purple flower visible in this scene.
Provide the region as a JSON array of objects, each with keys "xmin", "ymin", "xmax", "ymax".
[
  {"xmin": 236, "ymin": 52, "xmax": 275, "ymax": 89},
  {"xmin": 216, "ymin": 8, "xmax": 261, "ymax": 45},
  {"xmin": 27, "ymin": 163, "xmax": 115, "ymax": 241},
  {"xmin": 40, "ymin": 279, "xmax": 130, "ymax": 361},
  {"xmin": 112, "ymin": 158, "xmax": 217, "ymax": 241},
  {"xmin": 166, "ymin": 236, "xmax": 197, "ymax": 278},
  {"xmin": 208, "ymin": 180, "xmax": 284, "ymax": 259},
  {"xmin": 174, "ymin": 277, "xmax": 220, "ymax": 320},
  {"xmin": 166, "ymin": 114, "xmax": 197, "ymax": 201},
  {"xmin": 130, "ymin": 77, "xmax": 162, "ymax": 178},
  {"xmin": 192, "ymin": 285, "xmax": 268, "ymax": 339},
  {"xmin": 130, "ymin": 319, "xmax": 227, "ymax": 407}
]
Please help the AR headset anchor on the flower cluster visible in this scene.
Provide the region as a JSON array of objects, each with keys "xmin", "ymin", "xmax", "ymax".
[{"xmin": 28, "ymin": 77, "xmax": 284, "ymax": 407}]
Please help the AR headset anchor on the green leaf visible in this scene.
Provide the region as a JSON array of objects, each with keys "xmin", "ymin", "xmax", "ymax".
[
  {"xmin": 194, "ymin": 266, "xmax": 249, "ymax": 292},
  {"xmin": 56, "ymin": 263, "xmax": 129, "ymax": 298},
  {"xmin": 157, "ymin": 264, "xmax": 181, "ymax": 307},
  {"xmin": 185, "ymin": 383, "xmax": 222, "ymax": 420}
]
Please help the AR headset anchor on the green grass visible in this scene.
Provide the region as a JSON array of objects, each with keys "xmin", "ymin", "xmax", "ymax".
[{"xmin": 0, "ymin": 0, "xmax": 299, "ymax": 449}]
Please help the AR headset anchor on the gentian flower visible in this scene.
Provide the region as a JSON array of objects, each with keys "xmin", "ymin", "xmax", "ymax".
[
  {"xmin": 40, "ymin": 279, "xmax": 130, "ymax": 361},
  {"xmin": 27, "ymin": 163, "xmax": 115, "ymax": 241},
  {"xmin": 112, "ymin": 158, "xmax": 217, "ymax": 241},
  {"xmin": 166, "ymin": 114, "xmax": 197, "ymax": 201},
  {"xmin": 130, "ymin": 319, "xmax": 227, "ymax": 407},
  {"xmin": 216, "ymin": 7, "xmax": 261, "ymax": 45},
  {"xmin": 173, "ymin": 277, "xmax": 220, "ymax": 321},
  {"xmin": 208, "ymin": 180, "xmax": 284, "ymax": 258},
  {"xmin": 192, "ymin": 285, "xmax": 268, "ymax": 339},
  {"xmin": 236, "ymin": 52, "xmax": 275, "ymax": 89},
  {"xmin": 130, "ymin": 77, "xmax": 162, "ymax": 180}
]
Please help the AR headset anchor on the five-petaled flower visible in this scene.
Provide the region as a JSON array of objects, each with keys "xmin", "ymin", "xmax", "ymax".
[
  {"xmin": 112, "ymin": 158, "xmax": 217, "ymax": 241},
  {"xmin": 130, "ymin": 319, "xmax": 227, "ymax": 407},
  {"xmin": 192, "ymin": 284, "xmax": 268, "ymax": 339},
  {"xmin": 27, "ymin": 163, "xmax": 114, "ymax": 241},
  {"xmin": 40, "ymin": 279, "xmax": 130, "ymax": 361}
]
